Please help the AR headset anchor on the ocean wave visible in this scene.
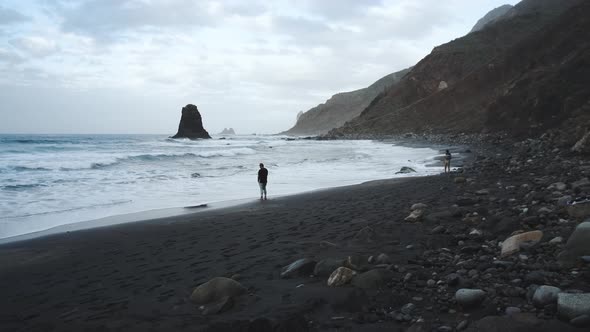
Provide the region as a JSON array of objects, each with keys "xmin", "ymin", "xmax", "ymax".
[
  {"xmin": 12, "ymin": 166, "xmax": 52, "ymax": 172},
  {"xmin": 2, "ymin": 199, "xmax": 133, "ymax": 219},
  {"xmin": 2, "ymin": 183, "xmax": 48, "ymax": 191},
  {"xmin": 62, "ymin": 149, "xmax": 257, "ymax": 170}
]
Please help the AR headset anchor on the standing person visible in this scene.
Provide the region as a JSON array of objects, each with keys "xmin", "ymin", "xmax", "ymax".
[
  {"xmin": 258, "ymin": 163, "xmax": 268, "ymax": 200},
  {"xmin": 444, "ymin": 149, "xmax": 452, "ymax": 173}
]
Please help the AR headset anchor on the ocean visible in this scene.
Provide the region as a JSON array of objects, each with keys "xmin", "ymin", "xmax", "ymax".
[{"xmin": 0, "ymin": 134, "xmax": 442, "ymax": 239}]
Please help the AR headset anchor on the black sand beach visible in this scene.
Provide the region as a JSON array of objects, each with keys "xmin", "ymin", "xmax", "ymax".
[{"xmin": 1, "ymin": 139, "xmax": 589, "ymax": 331}]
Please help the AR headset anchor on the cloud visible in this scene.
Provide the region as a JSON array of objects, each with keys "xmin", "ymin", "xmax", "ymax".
[
  {"xmin": 0, "ymin": 47, "xmax": 24, "ymax": 64},
  {"xmin": 52, "ymin": 0, "xmax": 217, "ymax": 39},
  {"xmin": 0, "ymin": 6, "xmax": 29, "ymax": 25},
  {"xmin": 9, "ymin": 36, "xmax": 58, "ymax": 57}
]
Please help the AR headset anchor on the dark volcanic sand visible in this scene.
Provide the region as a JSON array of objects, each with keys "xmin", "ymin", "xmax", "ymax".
[{"xmin": 0, "ymin": 140, "xmax": 588, "ymax": 331}]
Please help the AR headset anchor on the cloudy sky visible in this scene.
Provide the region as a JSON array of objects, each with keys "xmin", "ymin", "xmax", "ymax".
[{"xmin": 0, "ymin": 0, "xmax": 518, "ymax": 135}]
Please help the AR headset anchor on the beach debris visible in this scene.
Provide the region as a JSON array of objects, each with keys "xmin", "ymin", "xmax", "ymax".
[
  {"xmin": 351, "ymin": 269, "xmax": 394, "ymax": 289},
  {"xmin": 532, "ymin": 285, "xmax": 561, "ymax": 308},
  {"xmin": 557, "ymin": 293, "xmax": 590, "ymax": 321},
  {"xmin": 455, "ymin": 288, "xmax": 486, "ymax": 308},
  {"xmin": 500, "ymin": 230, "xmax": 543, "ymax": 257},
  {"xmin": 191, "ymin": 172, "xmax": 201, "ymax": 178},
  {"xmin": 327, "ymin": 267, "xmax": 355, "ymax": 287},
  {"xmin": 314, "ymin": 258, "xmax": 344, "ymax": 277},
  {"xmin": 404, "ymin": 209, "xmax": 424, "ymax": 222},
  {"xmin": 353, "ymin": 226, "xmax": 376, "ymax": 243},
  {"xmin": 395, "ymin": 166, "xmax": 416, "ymax": 174},
  {"xmin": 558, "ymin": 221, "xmax": 590, "ymax": 266},
  {"xmin": 190, "ymin": 277, "xmax": 246, "ymax": 314},
  {"xmin": 280, "ymin": 258, "xmax": 316, "ymax": 278}
]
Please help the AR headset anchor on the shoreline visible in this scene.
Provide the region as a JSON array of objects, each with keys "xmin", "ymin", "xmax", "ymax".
[{"xmin": 0, "ymin": 139, "xmax": 455, "ymax": 244}]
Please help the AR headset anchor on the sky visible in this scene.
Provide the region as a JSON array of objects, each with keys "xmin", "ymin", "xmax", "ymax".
[{"xmin": 0, "ymin": 0, "xmax": 519, "ymax": 135}]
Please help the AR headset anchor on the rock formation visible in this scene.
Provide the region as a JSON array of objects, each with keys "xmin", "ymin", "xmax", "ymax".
[
  {"xmin": 328, "ymin": 0, "xmax": 589, "ymax": 140},
  {"xmin": 281, "ymin": 68, "xmax": 410, "ymax": 136},
  {"xmin": 218, "ymin": 128, "xmax": 236, "ymax": 135},
  {"xmin": 171, "ymin": 104, "xmax": 211, "ymax": 139}
]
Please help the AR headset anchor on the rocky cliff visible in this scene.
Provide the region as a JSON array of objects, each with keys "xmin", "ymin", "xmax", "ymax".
[
  {"xmin": 282, "ymin": 68, "xmax": 410, "ymax": 136},
  {"xmin": 171, "ymin": 104, "xmax": 211, "ymax": 139},
  {"xmin": 470, "ymin": 4, "xmax": 513, "ymax": 33},
  {"xmin": 329, "ymin": 0, "xmax": 589, "ymax": 146}
]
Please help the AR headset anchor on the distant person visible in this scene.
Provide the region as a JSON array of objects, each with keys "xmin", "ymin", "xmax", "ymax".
[
  {"xmin": 258, "ymin": 163, "xmax": 268, "ymax": 200},
  {"xmin": 444, "ymin": 149, "xmax": 452, "ymax": 173}
]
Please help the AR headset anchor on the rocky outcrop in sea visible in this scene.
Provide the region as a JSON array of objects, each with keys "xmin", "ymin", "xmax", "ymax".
[{"xmin": 171, "ymin": 104, "xmax": 211, "ymax": 139}]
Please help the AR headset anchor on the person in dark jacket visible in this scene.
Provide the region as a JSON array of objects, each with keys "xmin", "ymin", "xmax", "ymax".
[
  {"xmin": 258, "ymin": 163, "xmax": 268, "ymax": 200},
  {"xmin": 444, "ymin": 150, "xmax": 452, "ymax": 173}
]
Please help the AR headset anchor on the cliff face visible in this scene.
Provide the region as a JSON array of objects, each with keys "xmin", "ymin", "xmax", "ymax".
[
  {"xmin": 171, "ymin": 104, "xmax": 211, "ymax": 139},
  {"xmin": 329, "ymin": 0, "xmax": 589, "ymax": 143},
  {"xmin": 282, "ymin": 68, "xmax": 410, "ymax": 136}
]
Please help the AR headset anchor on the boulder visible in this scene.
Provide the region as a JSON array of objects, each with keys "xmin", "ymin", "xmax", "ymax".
[
  {"xmin": 454, "ymin": 177, "xmax": 466, "ymax": 184},
  {"xmin": 557, "ymin": 293, "xmax": 590, "ymax": 320},
  {"xmin": 202, "ymin": 296, "xmax": 234, "ymax": 315},
  {"xmin": 548, "ymin": 182, "xmax": 567, "ymax": 191},
  {"xmin": 327, "ymin": 267, "xmax": 355, "ymax": 287},
  {"xmin": 558, "ymin": 221, "xmax": 590, "ymax": 266},
  {"xmin": 411, "ymin": 203, "xmax": 428, "ymax": 211},
  {"xmin": 500, "ymin": 231, "xmax": 543, "ymax": 257},
  {"xmin": 171, "ymin": 104, "xmax": 212, "ymax": 139},
  {"xmin": 405, "ymin": 209, "xmax": 424, "ymax": 222},
  {"xmin": 570, "ymin": 314, "xmax": 590, "ymax": 328},
  {"xmin": 395, "ymin": 166, "xmax": 416, "ymax": 174},
  {"xmin": 455, "ymin": 289, "xmax": 486, "ymax": 308},
  {"xmin": 567, "ymin": 200, "xmax": 590, "ymax": 218},
  {"xmin": 314, "ymin": 259, "xmax": 344, "ymax": 277},
  {"xmin": 190, "ymin": 277, "xmax": 246, "ymax": 306},
  {"xmin": 280, "ymin": 258, "xmax": 316, "ymax": 278},
  {"xmin": 351, "ymin": 269, "xmax": 394, "ymax": 289},
  {"xmin": 375, "ymin": 253, "xmax": 391, "ymax": 264},
  {"xmin": 532, "ymin": 285, "xmax": 561, "ymax": 308}
]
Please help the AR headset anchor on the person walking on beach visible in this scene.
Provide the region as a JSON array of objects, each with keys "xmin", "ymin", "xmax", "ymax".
[
  {"xmin": 444, "ymin": 149, "xmax": 452, "ymax": 173},
  {"xmin": 258, "ymin": 163, "xmax": 268, "ymax": 200}
]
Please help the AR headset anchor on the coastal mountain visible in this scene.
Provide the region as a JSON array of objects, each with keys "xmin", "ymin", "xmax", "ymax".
[
  {"xmin": 218, "ymin": 128, "xmax": 236, "ymax": 135},
  {"xmin": 328, "ymin": 0, "xmax": 589, "ymax": 146},
  {"xmin": 470, "ymin": 4, "xmax": 513, "ymax": 33},
  {"xmin": 281, "ymin": 68, "xmax": 410, "ymax": 136},
  {"xmin": 171, "ymin": 104, "xmax": 211, "ymax": 139}
]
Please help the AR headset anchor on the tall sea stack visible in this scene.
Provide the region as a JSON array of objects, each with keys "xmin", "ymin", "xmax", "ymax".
[{"xmin": 171, "ymin": 104, "xmax": 211, "ymax": 139}]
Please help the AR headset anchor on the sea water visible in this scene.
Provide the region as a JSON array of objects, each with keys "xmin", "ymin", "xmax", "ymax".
[{"xmin": 0, "ymin": 134, "xmax": 441, "ymax": 239}]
